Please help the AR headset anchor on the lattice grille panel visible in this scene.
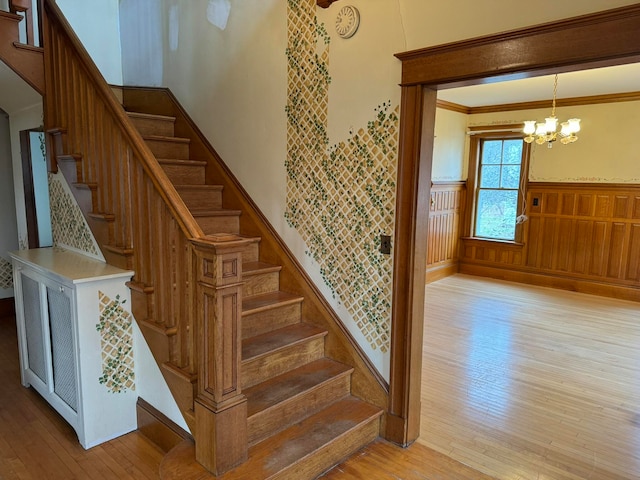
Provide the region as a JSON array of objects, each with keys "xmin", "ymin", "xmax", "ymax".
[
  {"xmin": 48, "ymin": 286, "xmax": 78, "ymax": 411},
  {"xmin": 22, "ymin": 275, "xmax": 46, "ymax": 382},
  {"xmin": 97, "ymin": 291, "xmax": 135, "ymax": 393},
  {"xmin": 285, "ymin": 0, "xmax": 398, "ymax": 352},
  {"xmin": 0, "ymin": 257, "xmax": 13, "ymax": 290},
  {"xmin": 48, "ymin": 174, "xmax": 100, "ymax": 257}
]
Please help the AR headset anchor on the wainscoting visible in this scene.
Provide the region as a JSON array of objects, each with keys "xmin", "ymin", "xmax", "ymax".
[
  {"xmin": 425, "ymin": 182, "xmax": 465, "ymax": 283},
  {"xmin": 460, "ymin": 182, "xmax": 640, "ymax": 300}
]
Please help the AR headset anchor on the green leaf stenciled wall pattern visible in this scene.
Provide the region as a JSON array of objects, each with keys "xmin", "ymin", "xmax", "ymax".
[{"xmin": 285, "ymin": 0, "xmax": 398, "ymax": 353}]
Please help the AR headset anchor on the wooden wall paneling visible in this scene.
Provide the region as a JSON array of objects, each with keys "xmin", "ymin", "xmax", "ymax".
[
  {"xmin": 626, "ymin": 224, "xmax": 640, "ymax": 281},
  {"xmin": 464, "ymin": 183, "xmax": 640, "ymax": 300},
  {"xmin": 425, "ymin": 182, "xmax": 465, "ymax": 283}
]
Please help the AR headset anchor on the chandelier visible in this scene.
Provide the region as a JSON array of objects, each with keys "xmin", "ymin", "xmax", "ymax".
[{"xmin": 523, "ymin": 74, "xmax": 580, "ymax": 148}]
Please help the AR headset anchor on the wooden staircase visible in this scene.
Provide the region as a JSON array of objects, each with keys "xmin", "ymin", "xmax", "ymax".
[
  {"xmin": 30, "ymin": 0, "xmax": 389, "ymax": 477},
  {"xmin": 123, "ymin": 110, "xmax": 383, "ymax": 479},
  {"xmin": 0, "ymin": 0, "xmax": 44, "ymax": 94}
]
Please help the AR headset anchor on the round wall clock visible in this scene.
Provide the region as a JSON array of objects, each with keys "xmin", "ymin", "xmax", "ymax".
[{"xmin": 335, "ymin": 5, "xmax": 360, "ymax": 39}]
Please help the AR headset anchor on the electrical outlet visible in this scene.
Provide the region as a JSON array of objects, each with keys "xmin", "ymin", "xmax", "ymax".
[
  {"xmin": 532, "ymin": 197, "xmax": 539, "ymax": 206},
  {"xmin": 380, "ymin": 235, "xmax": 391, "ymax": 255}
]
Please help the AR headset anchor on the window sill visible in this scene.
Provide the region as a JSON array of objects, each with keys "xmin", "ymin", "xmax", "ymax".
[{"xmin": 461, "ymin": 237, "xmax": 525, "ymax": 247}]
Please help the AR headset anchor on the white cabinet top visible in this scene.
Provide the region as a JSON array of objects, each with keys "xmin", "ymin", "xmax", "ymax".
[{"xmin": 9, "ymin": 248, "xmax": 134, "ymax": 284}]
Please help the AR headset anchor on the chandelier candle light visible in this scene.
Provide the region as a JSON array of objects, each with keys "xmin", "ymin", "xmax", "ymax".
[{"xmin": 523, "ymin": 74, "xmax": 581, "ymax": 148}]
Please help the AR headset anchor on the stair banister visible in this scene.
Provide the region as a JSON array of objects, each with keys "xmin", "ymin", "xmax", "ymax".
[
  {"xmin": 41, "ymin": 0, "xmax": 254, "ymax": 474},
  {"xmin": 42, "ymin": 0, "xmax": 201, "ymax": 239},
  {"xmin": 9, "ymin": 0, "xmax": 35, "ymax": 45}
]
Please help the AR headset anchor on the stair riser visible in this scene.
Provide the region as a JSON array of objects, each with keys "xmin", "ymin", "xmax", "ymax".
[
  {"xmin": 195, "ymin": 215, "xmax": 240, "ymax": 235},
  {"xmin": 248, "ymin": 374, "xmax": 351, "ymax": 446},
  {"xmin": 242, "ymin": 337, "xmax": 325, "ymax": 389},
  {"xmin": 130, "ymin": 117, "xmax": 175, "ymax": 137},
  {"xmin": 138, "ymin": 322, "xmax": 170, "ymax": 365},
  {"xmin": 243, "ymin": 271, "xmax": 280, "ymax": 298},
  {"xmin": 277, "ymin": 416, "xmax": 380, "ymax": 480},
  {"xmin": 86, "ymin": 215, "xmax": 114, "ymax": 246},
  {"xmin": 146, "ymin": 139, "xmax": 190, "ymax": 158},
  {"xmin": 242, "ymin": 303, "xmax": 301, "ymax": 339},
  {"xmin": 176, "ymin": 188, "xmax": 223, "ymax": 210},
  {"xmin": 102, "ymin": 248, "xmax": 134, "ymax": 271},
  {"xmin": 162, "ymin": 164, "xmax": 205, "ymax": 185},
  {"xmin": 130, "ymin": 288, "xmax": 154, "ymax": 323},
  {"xmin": 241, "ymin": 242, "xmax": 260, "ymax": 263},
  {"xmin": 161, "ymin": 364, "xmax": 197, "ymax": 433}
]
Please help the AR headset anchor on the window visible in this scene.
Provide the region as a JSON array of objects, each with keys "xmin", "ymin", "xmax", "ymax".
[{"xmin": 467, "ymin": 132, "xmax": 530, "ymax": 242}]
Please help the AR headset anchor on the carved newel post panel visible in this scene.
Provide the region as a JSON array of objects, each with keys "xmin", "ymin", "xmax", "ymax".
[{"xmin": 191, "ymin": 234, "xmax": 252, "ymax": 475}]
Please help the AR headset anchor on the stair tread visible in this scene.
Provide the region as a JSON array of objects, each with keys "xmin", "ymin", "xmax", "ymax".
[
  {"xmin": 226, "ymin": 397, "xmax": 381, "ymax": 479},
  {"xmin": 245, "ymin": 358, "xmax": 352, "ymax": 417},
  {"xmin": 243, "ymin": 261, "xmax": 282, "ymax": 277},
  {"xmin": 0, "ymin": 10, "xmax": 22, "ymax": 21},
  {"xmin": 143, "ymin": 134, "xmax": 190, "ymax": 144},
  {"xmin": 127, "ymin": 111, "xmax": 176, "ymax": 122},
  {"xmin": 158, "ymin": 158, "xmax": 207, "ymax": 166},
  {"xmin": 175, "ymin": 184, "xmax": 223, "ymax": 191},
  {"xmin": 242, "ymin": 291, "xmax": 303, "ymax": 315},
  {"xmin": 242, "ymin": 323, "xmax": 326, "ymax": 361},
  {"xmin": 191, "ymin": 209, "xmax": 241, "ymax": 217}
]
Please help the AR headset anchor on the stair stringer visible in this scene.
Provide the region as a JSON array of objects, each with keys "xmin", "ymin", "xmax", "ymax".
[
  {"xmin": 121, "ymin": 87, "xmax": 391, "ymax": 430},
  {"xmin": 0, "ymin": 9, "xmax": 44, "ymax": 94}
]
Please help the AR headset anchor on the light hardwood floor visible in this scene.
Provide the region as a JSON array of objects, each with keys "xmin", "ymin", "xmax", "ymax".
[
  {"xmin": 0, "ymin": 313, "xmax": 488, "ymax": 479},
  {"xmin": 420, "ymin": 274, "xmax": 640, "ymax": 480}
]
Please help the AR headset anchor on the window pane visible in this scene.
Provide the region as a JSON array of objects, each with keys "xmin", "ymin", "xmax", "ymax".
[
  {"xmin": 475, "ymin": 189, "xmax": 518, "ymax": 240},
  {"xmin": 481, "ymin": 141, "xmax": 502, "ymax": 164},
  {"xmin": 480, "ymin": 165, "xmax": 500, "ymax": 188},
  {"xmin": 503, "ymin": 140, "xmax": 523, "ymax": 164},
  {"xmin": 501, "ymin": 165, "xmax": 521, "ymax": 189}
]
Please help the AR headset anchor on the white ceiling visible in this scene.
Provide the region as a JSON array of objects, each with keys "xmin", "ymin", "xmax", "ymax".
[
  {"xmin": 436, "ymin": 63, "xmax": 640, "ymax": 108},
  {"xmin": 0, "ymin": 60, "xmax": 40, "ymax": 115}
]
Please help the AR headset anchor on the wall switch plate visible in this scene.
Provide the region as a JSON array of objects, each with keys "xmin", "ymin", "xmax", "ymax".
[{"xmin": 380, "ymin": 235, "xmax": 391, "ymax": 254}]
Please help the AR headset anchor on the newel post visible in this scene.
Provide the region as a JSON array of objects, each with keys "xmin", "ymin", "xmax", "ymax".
[{"xmin": 190, "ymin": 234, "xmax": 251, "ymax": 475}]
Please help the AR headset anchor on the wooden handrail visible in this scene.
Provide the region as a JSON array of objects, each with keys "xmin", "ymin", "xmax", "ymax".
[{"xmin": 42, "ymin": 0, "xmax": 202, "ymax": 240}]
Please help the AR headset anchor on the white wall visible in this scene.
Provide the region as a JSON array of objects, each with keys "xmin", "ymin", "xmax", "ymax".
[
  {"xmin": 55, "ymin": 0, "xmax": 123, "ymax": 85},
  {"xmin": 433, "ymin": 108, "xmax": 468, "ymax": 181},
  {"xmin": 120, "ymin": 0, "xmax": 163, "ymax": 86},
  {"xmin": 468, "ymin": 101, "xmax": 640, "ymax": 183}
]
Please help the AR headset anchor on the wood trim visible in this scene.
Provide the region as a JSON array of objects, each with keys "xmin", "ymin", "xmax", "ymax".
[
  {"xmin": 431, "ymin": 180, "xmax": 466, "ymax": 187},
  {"xmin": 316, "ymin": 0, "xmax": 340, "ymax": 8},
  {"xmin": 388, "ymin": 85, "xmax": 434, "ymax": 446},
  {"xmin": 436, "ymin": 99, "xmax": 469, "ymax": 114},
  {"xmin": 0, "ymin": 298, "xmax": 15, "ymax": 318},
  {"xmin": 395, "ymin": 5, "xmax": 640, "ymax": 88},
  {"xmin": 468, "ymin": 90, "xmax": 640, "ymax": 115},
  {"xmin": 19, "ymin": 129, "xmax": 39, "ymax": 249},
  {"xmin": 137, "ymin": 397, "xmax": 192, "ymax": 454},
  {"xmin": 393, "ymin": 4, "xmax": 640, "ymax": 447},
  {"xmin": 425, "ymin": 262, "xmax": 458, "ymax": 284},
  {"xmin": 458, "ymin": 263, "xmax": 640, "ymax": 302},
  {"xmin": 426, "ymin": 182, "xmax": 465, "ymax": 279}
]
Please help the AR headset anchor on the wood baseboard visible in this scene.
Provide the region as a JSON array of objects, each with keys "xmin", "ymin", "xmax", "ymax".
[
  {"xmin": 137, "ymin": 397, "xmax": 192, "ymax": 454},
  {"xmin": 459, "ymin": 263, "xmax": 640, "ymax": 302},
  {"xmin": 0, "ymin": 298, "xmax": 15, "ymax": 319},
  {"xmin": 425, "ymin": 262, "xmax": 459, "ymax": 284}
]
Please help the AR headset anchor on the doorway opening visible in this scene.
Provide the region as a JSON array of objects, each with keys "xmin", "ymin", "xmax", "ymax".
[{"xmin": 20, "ymin": 128, "xmax": 52, "ymax": 249}]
